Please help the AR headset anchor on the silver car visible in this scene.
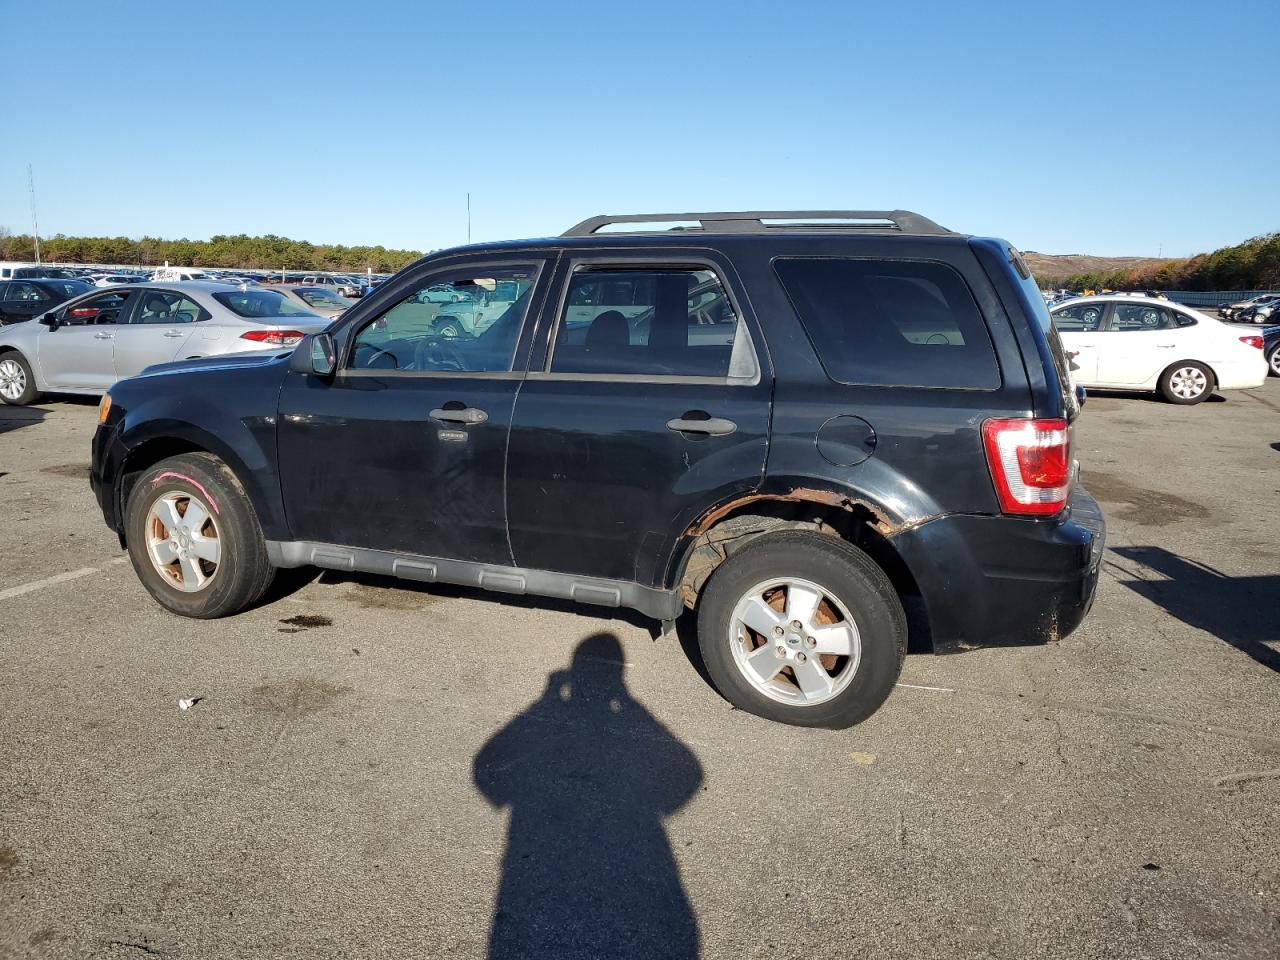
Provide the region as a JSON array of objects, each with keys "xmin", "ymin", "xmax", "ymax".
[{"xmin": 0, "ymin": 281, "xmax": 331, "ymax": 406}]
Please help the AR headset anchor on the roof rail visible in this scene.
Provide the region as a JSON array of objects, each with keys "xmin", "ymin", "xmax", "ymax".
[{"xmin": 562, "ymin": 210, "xmax": 952, "ymax": 238}]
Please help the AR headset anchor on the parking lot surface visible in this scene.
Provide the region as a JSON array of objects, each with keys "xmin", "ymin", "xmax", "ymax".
[{"xmin": 1, "ymin": 383, "xmax": 1278, "ymax": 959}]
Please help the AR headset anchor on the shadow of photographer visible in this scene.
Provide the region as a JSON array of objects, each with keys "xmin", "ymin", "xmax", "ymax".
[{"xmin": 473, "ymin": 632, "xmax": 703, "ymax": 958}]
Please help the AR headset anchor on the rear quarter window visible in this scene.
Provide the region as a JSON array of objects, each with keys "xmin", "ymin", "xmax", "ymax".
[{"xmin": 773, "ymin": 258, "xmax": 1000, "ymax": 389}]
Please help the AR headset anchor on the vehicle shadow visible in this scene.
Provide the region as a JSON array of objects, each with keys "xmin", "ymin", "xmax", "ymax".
[
  {"xmin": 1270, "ymin": 442, "xmax": 1280, "ymax": 453},
  {"xmin": 1084, "ymin": 389, "xmax": 1225, "ymax": 404},
  {"xmin": 1108, "ymin": 546, "xmax": 1279, "ymax": 674},
  {"xmin": 473, "ymin": 632, "xmax": 703, "ymax": 959},
  {"xmin": 0, "ymin": 405, "xmax": 45, "ymax": 435}
]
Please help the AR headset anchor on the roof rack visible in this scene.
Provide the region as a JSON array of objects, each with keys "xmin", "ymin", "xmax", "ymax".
[{"xmin": 562, "ymin": 210, "xmax": 952, "ymax": 238}]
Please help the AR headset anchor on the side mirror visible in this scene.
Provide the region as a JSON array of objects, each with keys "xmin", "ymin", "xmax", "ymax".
[
  {"xmin": 290, "ymin": 332, "xmax": 336, "ymax": 378},
  {"xmin": 39, "ymin": 313, "xmax": 60, "ymax": 330},
  {"xmin": 1075, "ymin": 384, "xmax": 1087, "ymax": 407}
]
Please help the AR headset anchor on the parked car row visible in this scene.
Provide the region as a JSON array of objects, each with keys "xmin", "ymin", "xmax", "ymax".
[{"xmin": 1218, "ymin": 293, "xmax": 1279, "ymax": 323}]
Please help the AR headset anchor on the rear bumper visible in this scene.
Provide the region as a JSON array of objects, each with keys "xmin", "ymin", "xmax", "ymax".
[
  {"xmin": 892, "ymin": 487, "xmax": 1105, "ymax": 652},
  {"xmin": 1213, "ymin": 356, "xmax": 1269, "ymax": 390}
]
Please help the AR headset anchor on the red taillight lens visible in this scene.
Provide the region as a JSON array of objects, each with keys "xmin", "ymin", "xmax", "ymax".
[
  {"xmin": 982, "ymin": 418, "xmax": 1072, "ymax": 516},
  {"xmin": 68, "ymin": 307, "xmax": 100, "ymax": 318},
  {"xmin": 240, "ymin": 329, "xmax": 307, "ymax": 346},
  {"xmin": 1239, "ymin": 335, "xmax": 1264, "ymax": 350}
]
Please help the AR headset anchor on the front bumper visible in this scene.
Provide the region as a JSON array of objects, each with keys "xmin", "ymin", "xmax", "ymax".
[
  {"xmin": 891, "ymin": 487, "xmax": 1105, "ymax": 652},
  {"xmin": 90, "ymin": 422, "xmax": 125, "ymax": 538}
]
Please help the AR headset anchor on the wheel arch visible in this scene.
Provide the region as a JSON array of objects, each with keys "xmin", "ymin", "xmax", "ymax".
[
  {"xmin": 115, "ymin": 425, "xmax": 286, "ymax": 545},
  {"xmin": 666, "ymin": 488, "xmax": 932, "ymax": 649}
]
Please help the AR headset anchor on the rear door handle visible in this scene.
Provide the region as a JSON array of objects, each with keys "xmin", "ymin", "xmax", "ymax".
[
  {"xmin": 667, "ymin": 415, "xmax": 737, "ymax": 436},
  {"xmin": 163, "ymin": 330, "xmax": 185, "ymax": 338},
  {"xmin": 429, "ymin": 406, "xmax": 488, "ymax": 425},
  {"xmin": 94, "ymin": 331, "xmax": 114, "ymax": 340}
]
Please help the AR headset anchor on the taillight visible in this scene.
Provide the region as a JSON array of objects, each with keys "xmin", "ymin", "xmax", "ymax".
[
  {"xmin": 240, "ymin": 329, "xmax": 307, "ymax": 346},
  {"xmin": 982, "ymin": 418, "xmax": 1072, "ymax": 516},
  {"xmin": 1239, "ymin": 335, "xmax": 1264, "ymax": 350},
  {"xmin": 68, "ymin": 307, "xmax": 100, "ymax": 318}
]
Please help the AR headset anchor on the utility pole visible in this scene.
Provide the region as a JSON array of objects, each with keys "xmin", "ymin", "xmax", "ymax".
[
  {"xmin": 27, "ymin": 164, "xmax": 41, "ymax": 265},
  {"xmin": 467, "ymin": 192, "xmax": 471, "ymax": 244}
]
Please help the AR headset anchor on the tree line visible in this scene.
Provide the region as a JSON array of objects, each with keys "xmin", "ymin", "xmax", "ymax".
[
  {"xmin": 1044, "ymin": 232, "xmax": 1280, "ymax": 292},
  {"xmin": 0, "ymin": 230, "xmax": 426, "ymax": 273}
]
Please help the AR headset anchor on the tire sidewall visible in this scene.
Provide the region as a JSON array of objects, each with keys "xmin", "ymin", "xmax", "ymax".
[
  {"xmin": 696, "ymin": 533, "xmax": 905, "ymax": 728},
  {"xmin": 125, "ymin": 456, "xmax": 260, "ymax": 618}
]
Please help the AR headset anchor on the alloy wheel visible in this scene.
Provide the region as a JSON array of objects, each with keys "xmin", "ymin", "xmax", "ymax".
[
  {"xmin": 728, "ymin": 577, "xmax": 861, "ymax": 706},
  {"xmin": 0, "ymin": 358, "xmax": 26, "ymax": 401},
  {"xmin": 146, "ymin": 492, "xmax": 222, "ymax": 592}
]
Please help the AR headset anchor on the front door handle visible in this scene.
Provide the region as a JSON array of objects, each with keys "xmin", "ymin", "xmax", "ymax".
[
  {"xmin": 667, "ymin": 414, "xmax": 737, "ymax": 436},
  {"xmin": 163, "ymin": 330, "xmax": 185, "ymax": 338},
  {"xmin": 94, "ymin": 331, "xmax": 114, "ymax": 340},
  {"xmin": 429, "ymin": 406, "xmax": 488, "ymax": 425}
]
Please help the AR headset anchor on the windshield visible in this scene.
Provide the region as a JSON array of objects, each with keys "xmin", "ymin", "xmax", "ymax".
[
  {"xmin": 50, "ymin": 281, "xmax": 93, "ymax": 298},
  {"xmin": 212, "ymin": 290, "xmax": 321, "ymax": 319},
  {"xmin": 295, "ymin": 288, "xmax": 353, "ymax": 309}
]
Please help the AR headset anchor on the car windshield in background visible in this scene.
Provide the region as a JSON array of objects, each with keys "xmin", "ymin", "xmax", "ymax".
[
  {"xmin": 212, "ymin": 290, "xmax": 319, "ymax": 319},
  {"xmin": 296, "ymin": 288, "xmax": 352, "ymax": 309}
]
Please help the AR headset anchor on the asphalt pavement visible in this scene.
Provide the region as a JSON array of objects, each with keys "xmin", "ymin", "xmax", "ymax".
[{"xmin": 1, "ymin": 379, "xmax": 1277, "ymax": 959}]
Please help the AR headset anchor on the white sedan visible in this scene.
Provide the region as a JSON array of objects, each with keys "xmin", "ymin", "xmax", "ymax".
[{"xmin": 1050, "ymin": 296, "xmax": 1268, "ymax": 404}]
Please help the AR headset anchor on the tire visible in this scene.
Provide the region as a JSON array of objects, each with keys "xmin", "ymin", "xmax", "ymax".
[
  {"xmin": 124, "ymin": 453, "xmax": 275, "ymax": 619},
  {"xmin": 1159, "ymin": 361, "xmax": 1214, "ymax": 404},
  {"xmin": 1268, "ymin": 343, "xmax": 1280, "ymax": 378},
  {"xmin": 0, "ymin": 352, "xmax": 40, "ymax": 405},
  {"xmin": 435, "ymin": 322, "xmax": 461, "ymax": 338},
  {"xmin": 695, "ymin": 530, "xmax": 906, "ymax": 728}
]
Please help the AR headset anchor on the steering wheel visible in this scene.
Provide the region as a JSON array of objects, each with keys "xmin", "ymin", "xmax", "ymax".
[
  {"xmin": 355, "ymin": 343, "xmax": 399, "ymax": 370},
  {"xmin": 414, "ymin": 336, "xmax": 468, "ymax": 372}
]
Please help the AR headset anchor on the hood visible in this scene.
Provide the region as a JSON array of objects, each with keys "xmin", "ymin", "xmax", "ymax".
[{"xmin": 136, "ymin": 349, "xmax": 293, "ymax": 379}]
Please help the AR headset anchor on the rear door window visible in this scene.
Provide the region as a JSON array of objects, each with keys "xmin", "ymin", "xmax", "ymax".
[
  {"xmin": 773, "ymin": 258, "xmax": 1000, "ymax": 389},
  {"xmin": 549, "ymin": 267, "xmax": 757, "ymax": 380},
  {"xmin": 1051, "ymin": 302, "xmax": 1106, "ymax": 332},
  {"xmin": 1108, "ymin": 303, "xmax": 1176, "ymax": 332}
]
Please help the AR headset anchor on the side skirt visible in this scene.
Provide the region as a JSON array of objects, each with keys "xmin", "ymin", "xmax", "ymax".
[{"xmin": 265, "ymin": 540, "xmax": 683, "ymax": 622}]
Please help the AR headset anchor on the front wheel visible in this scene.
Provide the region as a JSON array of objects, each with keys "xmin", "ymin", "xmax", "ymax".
[
  {"xmin": 125, "ymin": 453, "xmax": 275, "ymax": 618},
  {"xmin": 695, "ymin": 531, "xmax": 906, "ymax": 728},
  {"xmin": 0, "ymin": 352, "xmax": 40, "ymax": 405},
  {"xmin": 1159, "ymin": 361, "xmax": 1214, "ymax": 404}
]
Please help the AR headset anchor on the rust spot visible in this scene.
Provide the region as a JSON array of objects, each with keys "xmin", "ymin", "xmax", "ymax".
[{"xmin": 685, "ymin": 488, "xmax": 896, "ymax": 538}]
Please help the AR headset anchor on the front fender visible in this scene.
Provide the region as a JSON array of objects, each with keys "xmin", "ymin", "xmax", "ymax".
[{"xmin": 113, "ymin": 395, "xmax": 287, "ymax": 541}]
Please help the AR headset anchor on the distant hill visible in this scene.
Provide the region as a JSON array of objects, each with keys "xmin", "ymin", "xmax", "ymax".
[{"xmin": 1022, "ymin": 252, "xmax": 1172, "ymax": 286}]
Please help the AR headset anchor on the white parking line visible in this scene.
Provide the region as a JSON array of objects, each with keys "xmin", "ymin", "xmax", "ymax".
[
  {"xmin": 895, "ymin": 682, "xmax": 957, "ymax": 693},
  {"xmin": 0, "ymin": 567, "xmax": 102, "ymax": 602}
]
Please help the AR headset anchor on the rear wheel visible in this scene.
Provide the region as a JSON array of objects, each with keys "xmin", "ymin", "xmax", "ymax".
[
  {"xmin": 0, "ymin": 352, "xmax": 40, "ymax": 405},
  {"xmin": 695, "ymin": 530, "xmax": 905, "ymax": 728},
  {"xmin": 1159, "ymin": 361, "xmax": 1213, "ymax": 404},
  {"xmin": 1268, "ymin": 342, "xmax": 1280, "ymax": 378},
  {"xmin": 125, "ymin": 453, "xmax": 275, "ymax": 618}
]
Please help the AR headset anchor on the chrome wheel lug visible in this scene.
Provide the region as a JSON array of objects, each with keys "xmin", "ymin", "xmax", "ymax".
[
  {"xmin": 790, "ymin": 619, "xmax": 802, "ymax": 631},
  {"xmin": 772, "ymin": 625, "xmax": 784, "ymax": 639},
  {"xmin": 804, "ymin": 636, "xmax": 816, "ymax": 649},
  {"xmin": 795, "ymin": 652, "xmax": 807, "ymax": 664}
]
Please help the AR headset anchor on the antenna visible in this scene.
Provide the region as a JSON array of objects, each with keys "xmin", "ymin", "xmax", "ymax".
[
  {"xmin": 466, "ymin": 192, "xmax": 471, "ymax": 244},
  {"xmin": 27, "ymin": 164, "xmax": 41, "ymax": 265}
]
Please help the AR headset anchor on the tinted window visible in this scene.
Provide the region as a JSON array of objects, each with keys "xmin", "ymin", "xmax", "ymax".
[
  {"xmin": 295, "ymin": 288, "xmax": 352, "ymax": 309},
  {"xmin": 4, "ymin": 282, "xmax": 45, "ymax": 302},
  {"xmin": 350, "ymin": 266, "xmax": 539, "ymax": 374},
  {"xmin": 136, "ymin": 291, "xmax": 202, "ymax": 324},
  {"xmin": 774, "ymin": 258, "xmax": 1000, "ymax": 389},
  {"xmin": 1051, "ymin": 301, "xmax": 1105, "ymax": 332},
  {"xmin": 213, "ymin": 290, "xmax": 316, "ymax": 318},
  {"xmin": 550, "ymin": 268, "xmax": 755, "ymax": 379},
  {"xmin": 1109, "ymin": 303, "xmax": 1176, "ymax": 332}
]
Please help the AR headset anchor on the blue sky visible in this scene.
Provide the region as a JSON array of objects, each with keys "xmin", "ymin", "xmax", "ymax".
[{"xmin": 4, "ymin": 0, "xmax": 1276, "ymax": 257}]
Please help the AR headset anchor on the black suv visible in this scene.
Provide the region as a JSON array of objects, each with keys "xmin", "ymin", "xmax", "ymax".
[{"xmin": 91, "ymin": 211, "xmax": 1104, "ymax": 728}]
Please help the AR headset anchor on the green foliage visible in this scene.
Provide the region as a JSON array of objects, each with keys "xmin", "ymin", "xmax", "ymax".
[
  {"xmin": 1044, "ymin": 233, "xmax": 1280, "ymax": 291},
  {"xmin": 0, "ymin": 231, "xmax": 425, "ymax": 274}
]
